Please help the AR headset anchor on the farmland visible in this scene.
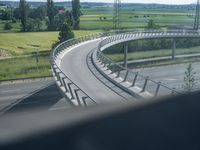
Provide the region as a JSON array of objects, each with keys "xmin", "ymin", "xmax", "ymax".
[{"xmin": 0, "ymin": 2, "xmax": 199, "ymax": 80}]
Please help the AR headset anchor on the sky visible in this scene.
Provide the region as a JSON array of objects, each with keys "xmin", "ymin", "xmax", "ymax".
[{"xmin": 2, "ymin": 0, "xmax": 198, "ymax": 5}]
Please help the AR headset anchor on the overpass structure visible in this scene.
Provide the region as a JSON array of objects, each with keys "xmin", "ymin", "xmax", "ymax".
[{"xmin": 51, "ymin": 30, "xmax": 200, "ymax": 107}]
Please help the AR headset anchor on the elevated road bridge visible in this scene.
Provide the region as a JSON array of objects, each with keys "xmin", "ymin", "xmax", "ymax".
[{"xmin": 51, "ymin": 30, "xmax": 200, "ymax": 106}]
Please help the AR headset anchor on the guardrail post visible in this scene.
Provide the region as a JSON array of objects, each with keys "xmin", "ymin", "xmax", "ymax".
[
  {"xmin": 124, "ymin": 42, "xmax": 128, "ymax": 68},
  {"xmin": 132, "ymin": 73, "xmax": 138, "ymax": 87},
  {"xmin": 111, "ymin": 65, "xmax": 116, "ymax": 73},
  {"xmin": 62, "ymin": 77, "xmax": 68, "ymax": 92},
  {"xmin": 172, "ymin": 38, "xmax": 176, "ymax": 60},
  {"xmin": 67, "ymin": 83, "xmax": 75, "ymax": 99},
  {"xmin": 171, "ymin": 88, "xmax": 176, "ymax": 95},
  {"xmin": 52, "ymin": 67, "xmax": 56, "ymax": 76},
  {"xmin": 141, "ymin": 76, "xmax": 149, "ymax": 92},
  {"xmin": 154, "ymin": 82, "xmax": 161, "ymax": 97},
  {"xmin": 117, "ymin": 70, "xmax": 121, "ymax": 78},
  {"xmin": 98, "ymin": 53, "xmax": 102, "ymax": 62},
  {"xmin": 123, "ymin": 70, "xmax": 129, "ymax": 82},
  {"xmin": 74, "ymin": 89, "xmax": 82, "ymax": 106},
  {"xmin": 101, "ymin": 56, "xmax": 105, "ymax": 64},
  {"xmin": 104, "ymin": 59, "xmax": 108, "ymax": 67},
  {"xmin": 57, "ymin": 72, "xmax": 63, "ymax": 86},
  {"xmin": 82, "ymin": 97, "xmax": 88, "ymax": 107},
  {"xmin": 107, "ymin": 62, "xmax": 111, "ymax": 70}
]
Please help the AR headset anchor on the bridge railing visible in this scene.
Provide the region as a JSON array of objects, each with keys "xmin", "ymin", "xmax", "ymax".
[
  {"xmin": 96, "ymin": 30, "xmax": 199, "ymax": 97},
  {"xmin": 99, "ymin": 30, "xmax": 200, "ymax": 50},
  {"xmin": 96, "ymin": 50, "xmax": 180, "ymax": 97}
]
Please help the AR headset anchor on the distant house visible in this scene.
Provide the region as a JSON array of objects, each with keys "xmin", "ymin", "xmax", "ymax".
[
  {"xmin": 0, "ymin": 5, "xmax": 7, "ymax": 10},
  {"xmin": 58, "ymin": 10, "xmax": 65, "ymax": 15}
]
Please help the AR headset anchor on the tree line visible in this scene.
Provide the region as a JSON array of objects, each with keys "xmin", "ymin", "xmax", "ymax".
[{"xmin": 0, "ymin": 0, "xmax": 80, "ymax": 32}]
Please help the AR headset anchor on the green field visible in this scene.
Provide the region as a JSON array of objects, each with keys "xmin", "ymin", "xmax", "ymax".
[
  {"xmin": 0, "ymin": 4, "xmax": 198, "ymax": 80},
  {"xmin": 0, "ymin": 6, "xmax": 195, "ymax": 32},
  {"xmin": 0, "ymin": 54, "xmax": 51, "ymax": 80},
  {"xmin": 80, "ymin": 6, "xmax": 194, "ymax": 29},
  {"xmin": 0, "ymin": 30, "xmax": 101, "ymax": 56},
  {"xmin": 0, "ymin": 30, "xmax": 101, "ymax": 80}
]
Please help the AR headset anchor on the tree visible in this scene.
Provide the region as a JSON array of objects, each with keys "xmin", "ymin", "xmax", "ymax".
[
  {"xmin": 26, "ymin": 18, "xmax": 35, "ymax": 31},
  {"xmin": 147, "ymin": 19, "xmax": 158, "ymax": 29},
  {"xmin": 29, "ymin": 6, "xmax": 46, "ymax": 20},
  {"xmin": 58, "ymin": 22, "xmax": 74, "ymax": 43},
  {"xmin": 52, "ymin": 22, "xmax": 74, "ymax": 49},
  {"xmin": 183, "ymin": 63, "xmax": 197, "ymax": 92},
  {"xmin": 65, "ymin": 10, "xmax": 73, "ymax": 27},
  {"xmin": 55, "ymin": 11, "xmax": 73, "ymax": 30},
  {"xmin": 72, "ymin": 0, "xmax": 80, "ymax": 30},
  {"xmin": 13, "ymin": 8, "xmax": 20, "ymax": 20},
  {"xmin": 0, "ymin": 9, "xmax": 13, "ymax": 20},
  {"xmin": 4, "ymin": 22, "xmax": 12, "ymax": 30},
  {"xmin": 34, "ymin": 18, "xmax": 42, "ymax": 31},
  {"xmin": 19, "ymin": 0, "xmax": 28, "ymax": 31},
  {"xmin": 47, "ymin": 0, "xmax": 56, "ymax": 30}
]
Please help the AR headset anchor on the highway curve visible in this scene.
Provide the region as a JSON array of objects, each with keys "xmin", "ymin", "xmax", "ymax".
[{"xmin": 60, "ymin": 39, "xmax": 129, "ymax": 104}]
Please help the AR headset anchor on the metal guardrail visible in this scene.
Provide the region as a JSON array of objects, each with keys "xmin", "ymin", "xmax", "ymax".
[
  {"xmin": 97, "ymin": 30, "xmax": 200, "ymax": 97},
  {"xmin": 99, "ymin": 29, "xmax": 200, "ymax": 50}
]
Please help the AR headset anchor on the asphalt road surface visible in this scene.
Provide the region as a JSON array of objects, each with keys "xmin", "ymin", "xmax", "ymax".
[
  {"xmin": 120, "ymin": 62, "xmax": 200, "ymax": 95},
  {"xmin": 60, "ymin": 40, "xmax": 133, "ymax": 104},
  {"xmin": 0, "ymin": 79, "xmax": 72, "ymax": 116}
]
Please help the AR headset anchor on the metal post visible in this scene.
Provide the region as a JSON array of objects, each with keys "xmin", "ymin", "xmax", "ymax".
[
  {"xmin": 141, "ymin": 77, "xmax": 149, "ymax": 92},
  {"xmin": 107, "ymin": 62, "xmax": 111, "ymax": 70},
  {"xmin": 67, "ymin": 83, "xmax": 75, "ymax": 99},
  {"xmin": 111, "ymin": 65, "xmax": 116, "ymax": 73},
  {"xmin": 123, "ymin": 70, "xmax": 129, "ymax": 82},
  {"xmin": 62, "ymin": 77, "xmax": 68, "ymax": 92},
  {"xmin": 58, "ymin": 73, "xmax": 63, "ymax": 86},
  {"xmin": 132, "ymin": 73, "xmax": 138, "ymax": 87},
  {"xmin": 194, "ymin": 0, "xmax": 200, "ymax": 30},
  {"xmin": 74, "ymin": 89, "xmax": 82, "ymax": 106},
  {"xmin": 117, "ymin": 70, "xmax": 121, "ymax": 78},
  {"xmin": 171, "ymin": 88, "xmax": 176, "ymax": 95},
  {"xmin": 124, "ymin": 42, "xmax": 128, "ymax": 68},
  {"xmin": 154, "ymin": 82, "xmax": 161, "ymax": 97},
  {"xmin": 172, "ymin": 38, "xmax": 176, "ymax": 60},
  {"xmin": 82, "ymin": 97, "xmax": 88, "ymax": 107}
]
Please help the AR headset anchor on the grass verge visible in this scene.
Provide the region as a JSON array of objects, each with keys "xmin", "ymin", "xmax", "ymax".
[{"xmin": 0, "ymin": 53, "xmax": 51, "ymax": 80}]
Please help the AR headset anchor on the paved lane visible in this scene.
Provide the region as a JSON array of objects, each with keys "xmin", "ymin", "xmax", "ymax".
[
  {"xmin": 0, "ymin": 79, "xmax": 71, "ymax": 115},
  {"xmin": 119, "ymin": 62, "xmax": 200, "ymax": 95},
  {"xmin": 134, "ymin": 62, "xmax": 200, "ymax": 91},
  {"xmin": 60, "ymin": 40, "xmax": 129, "ymax": 104}
]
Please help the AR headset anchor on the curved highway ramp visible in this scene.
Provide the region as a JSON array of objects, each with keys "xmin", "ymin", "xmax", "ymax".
[
  {"xmin": 59, "ymin": 39, "xmax": 135, "ymax": 104},
  {"xmin": 52, "ymin": 30, "xmax": 200, "ymax": 106}
]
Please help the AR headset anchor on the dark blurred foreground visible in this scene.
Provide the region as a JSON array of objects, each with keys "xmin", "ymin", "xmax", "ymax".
[{"xmin": 0, "ymin": 92, "xmax": 200, "ymax": 150}]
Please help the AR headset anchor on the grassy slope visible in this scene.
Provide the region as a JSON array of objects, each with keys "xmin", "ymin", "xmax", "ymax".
[
  {"xmin": 0, "ymin": 55, "xmax": 51, "ymax": 80},
  {"xmin": 0, "ymin": 30, "xmax": 101, "ymax": 55},
  {"xmin": 0, "ymin": 30, "xmax": 101, "ymax": 80}
]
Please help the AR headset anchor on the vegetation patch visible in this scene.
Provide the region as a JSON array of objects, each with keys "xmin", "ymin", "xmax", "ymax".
[
  {"xmin": 0, "ymin": 30, "xmax": 101, "ymax": 56},
  {"xmin": 0, "ymin": 54, "xmax": 51, "ymax": 80}
]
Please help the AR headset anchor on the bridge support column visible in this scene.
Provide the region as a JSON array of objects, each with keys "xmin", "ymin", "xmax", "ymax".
[
  {"xmin": 124, "ymin": 42, "xmax": 128, "ymax": 68},
  {"xmin": 172, "ymin": 38, "xmax": 176, "ymax": 60}
]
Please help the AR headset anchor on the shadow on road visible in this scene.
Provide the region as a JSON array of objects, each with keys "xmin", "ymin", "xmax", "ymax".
[{"xmin": 6, "ymin": 83, "xmax": 64, "ymax": 114}]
